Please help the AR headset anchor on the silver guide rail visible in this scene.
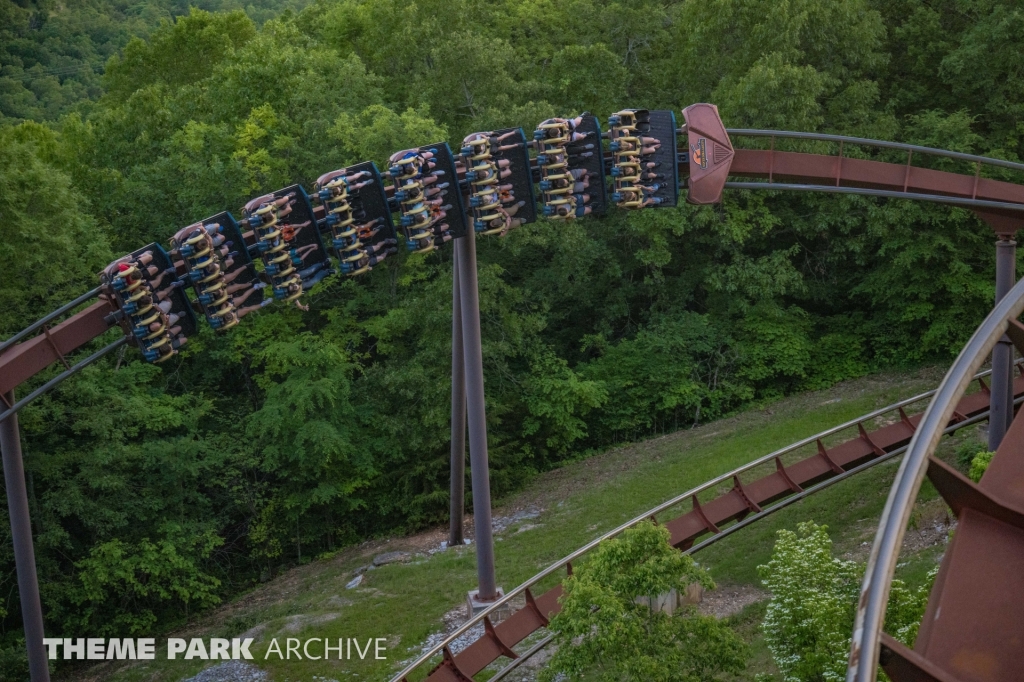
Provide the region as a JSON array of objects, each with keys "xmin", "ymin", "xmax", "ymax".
[
  {"xmin": 391, "ymin": 363, "xmax": 1011, "ymax": 682},
  {"xmin": 722, "ymin": 182, "xmax": 1024, "ymax": 213},
  {"xmin": 0, "ymin": 287, "xmax": 102, "ymax": 355},
  {"xmin": 848, "ymin": 275, "xmax": 1024, "ymax": 682},
  {"xmin": 727, "ymin": 129, "xmax": 1024, "ymax": 173},
  {"xmin": 483, "ymin": 398, "xmax": 1008, "ymax": 682},
  {"xmin": 0, "ymin": 338, "xmax": 127, "ymax": 425}
]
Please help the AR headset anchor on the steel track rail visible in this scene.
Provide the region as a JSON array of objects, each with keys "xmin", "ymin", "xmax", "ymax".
[
  {"xmin": 392, "ymin": 364, "xmax": 1018, "ymax": 682},
  {"xmin": 5, "ymin": 128, "xmax": 1024, "ymax": 397},
  {"xmin": 722, "ymin": 182, "xmax": 1024, "ymax": 213},
  {"xmin": 725, "ymin": 129, "xmax": 1024, "ymax": 174},
  {"xmin": 485, "ymin": 393, "xmax": 1015, "ymax": 679},
  {"xmin": 0, "ymin": 338, "xmax": 127, "ymax": 425},
  {"xmin": 849, "ymin": 277, "xmax": 1024, "ymax": 682},
  {"xmin": 0, "ymin": 286, "xmax": 101, "ymax": 355},
  {"xmin": 480, "ymin": 397, "xmax": 1015, "ymax": 682},
  {"xmin": 685, "ymin": 400, "xmax": 1013, "ymax": 556}
]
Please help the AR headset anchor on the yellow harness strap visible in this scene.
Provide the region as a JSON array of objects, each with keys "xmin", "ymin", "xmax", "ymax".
[
  {"xmin": 125, "ymin": 288, "xmax": 148, "ymax": 303},
  {"xmin": 347, "ymin": 264, "xmax": 371, "ymax": 276},
  {"xmin": 137, "ymin": 310, "xmax": 160, "ymax": 327}
]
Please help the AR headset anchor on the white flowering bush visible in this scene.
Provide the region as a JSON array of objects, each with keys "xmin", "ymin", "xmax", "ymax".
[{"xmin": 758, "ymin": 522, "xmax": 935, "ymax": 682}]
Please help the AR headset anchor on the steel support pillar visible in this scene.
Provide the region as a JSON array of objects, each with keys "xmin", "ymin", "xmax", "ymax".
[
  {"xmin": 455, "ymin": 230, "xmax": 497, "ymax": 601},
  {"xmin": 0, "ymin": 390, "xmax": 50, "ymax": 682},
  {"xmin": 989, "ymin": 237, "xmax": 1016, "ymax": 451},
  {"xmin": 449, "ymin": 247, "xmax": 466, "ymax": 548}
]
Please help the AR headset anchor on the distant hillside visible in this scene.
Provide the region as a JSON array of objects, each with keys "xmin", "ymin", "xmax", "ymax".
[{"xmin": 0, "ymin": 0, "xmax": 307, "ymax": 123}]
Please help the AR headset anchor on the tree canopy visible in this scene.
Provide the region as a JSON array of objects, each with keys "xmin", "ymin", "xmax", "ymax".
[
  {"xmin": 543, "ymin": 522, "xmax": 747, "ymax": 682},
  {"xmin": 0, "ymin": 0, "xmax": 1022, "ymax": 671}
]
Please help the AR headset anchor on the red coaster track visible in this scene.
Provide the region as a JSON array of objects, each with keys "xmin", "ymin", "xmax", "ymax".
[{"xmin": 5, "ymin": 104, "xmax": 1024, "ymax": 682}]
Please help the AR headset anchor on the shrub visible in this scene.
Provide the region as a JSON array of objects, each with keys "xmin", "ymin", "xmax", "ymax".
[
  {"xmin": 542, "ymin": 521, "xmax": 747, "ymax": 682},
  {"xmin": 758, "ymin": 522, "xmax": 935, "ymax": 682},
  {"xmin": 968, "ymin": 451, "xmax": 994, "ymax": 482}
]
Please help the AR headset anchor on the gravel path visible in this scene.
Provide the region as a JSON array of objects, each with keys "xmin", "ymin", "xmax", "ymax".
[
  {"xmin": 180, "ymin": 661, "xmax": 269, "ymax": 682},
  {"xmin": 697, "ymin": 584, "xmax": 769, "ymax": 618}
]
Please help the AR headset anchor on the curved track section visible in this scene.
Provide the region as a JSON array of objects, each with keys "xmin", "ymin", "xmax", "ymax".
[
  {"xmin": 850, "ymin": 277, "xmax": 1024, "ymax": 682},
  {"xmin": 5, "ymin": 115, "xmax": 1024, "ymax": 402},
  {"xmin": 394, "ymin": 368, "xmax": 1024, "ymax": 682},
  {"xmin": 4, "ymin": 109, "xmax": 1024, "ymax": 682}
]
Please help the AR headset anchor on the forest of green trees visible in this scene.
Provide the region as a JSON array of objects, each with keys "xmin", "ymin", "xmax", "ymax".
[{"xmin": 1, "ymin": 0, "xmax": 1022, "ymax": 672}]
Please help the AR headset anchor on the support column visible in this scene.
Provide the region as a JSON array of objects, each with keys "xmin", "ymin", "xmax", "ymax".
[
  {"xmin": 0, "ymin": 390, "xmax": 50, "ymax": 682},
  {"xmin": 449, "ymin": 247, "xmax": 466, "ymax": 547},
  {"xmin": 456, "ymin": 229, "xmax": 497, "ymax": 601},
  {"xmin": 989, "ymin": 237, "xmax": 1016, "ymax": 451}
]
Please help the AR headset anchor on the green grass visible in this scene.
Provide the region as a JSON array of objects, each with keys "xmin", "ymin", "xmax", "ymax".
[
  {"xmin": 724, "ymin": 601, "xmax": 778, "ymax": 681},
  {"xmin": 76, "ymin": 365, "xmax": 974, "ymax": 682}
]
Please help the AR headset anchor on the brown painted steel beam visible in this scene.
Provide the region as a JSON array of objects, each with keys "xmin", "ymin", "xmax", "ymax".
[
  {"xmin": 431, "ymin": 579, "xmax": 563, "ymax": 679},
  {"xmin": 729, "ymin": 149, "xmax": 1024, "ymax": 209},
  {"xmin": 907, "ymin": 406, "xmax": 1024, "ymax": 682},
  {"xmin": 897, "ymin": 319, "xmax": 1024, "ymax": 682},
  {"xmin": 663, "ymin": 377, "xmax": 1008, "ymax": 550},
  {"xmin": 423, "ymin": 377, "xmax": 1023, "ymax": 682},
  {"xmin": 880, "ymin": 633, "xmax": 964, "ymax": 682},
  {"xmin": 0, "ymin": 300, "xmax": 116, "ymax": 396},
  {"xmin": 2, "ymin": 125, "xmax": 1015, "ymax": 681}
]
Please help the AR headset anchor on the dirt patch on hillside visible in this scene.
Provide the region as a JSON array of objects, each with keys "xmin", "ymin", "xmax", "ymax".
[
  {"xmin": 840, "ymin": 497, "xmax": 954, "ymax": 564},
  {"xmin": 699, "ymin": 584, "xmax": 769, "ymax": 619}
]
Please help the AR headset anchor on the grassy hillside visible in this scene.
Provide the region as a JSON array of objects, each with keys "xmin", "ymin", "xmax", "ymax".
[{"xmin": 65, "ymin": 364, "xmax": 975, "ymax": 682}]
